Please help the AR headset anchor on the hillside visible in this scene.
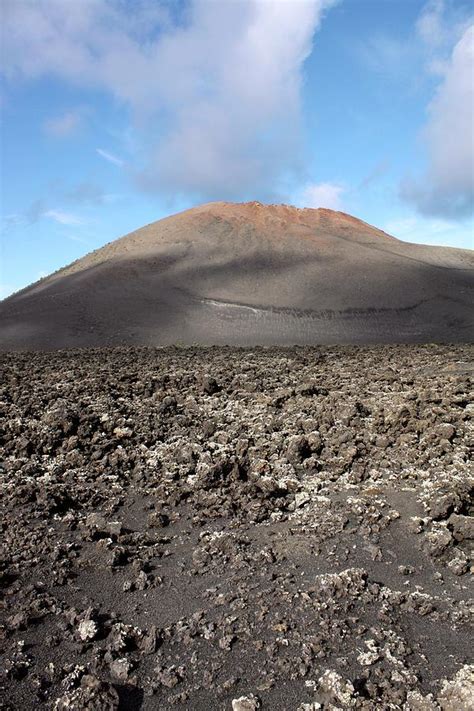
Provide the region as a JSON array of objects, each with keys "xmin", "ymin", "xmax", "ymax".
[{"xmin": 1, "ymin": 201, "xmax": 473, "ymax": 349}]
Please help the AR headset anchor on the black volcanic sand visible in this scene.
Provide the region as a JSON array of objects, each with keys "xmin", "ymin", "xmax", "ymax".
[{"xmin": 0, "ymin": 345, "xmax": 473, "ymax": 711}]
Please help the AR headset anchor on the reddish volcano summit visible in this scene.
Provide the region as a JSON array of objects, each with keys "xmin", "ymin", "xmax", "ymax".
[{"xmin": 1, "ymin": 201, "xmax": 473, "ymax": 349}]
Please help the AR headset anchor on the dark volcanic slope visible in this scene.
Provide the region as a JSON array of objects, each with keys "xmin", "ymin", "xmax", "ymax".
[{"xmin": 1, "ymin": 201, "xmax": 473, "ymax": 349}]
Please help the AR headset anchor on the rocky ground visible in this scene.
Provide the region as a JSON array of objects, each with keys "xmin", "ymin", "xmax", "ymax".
[{"xmin": 0, "ymin": 345, "xmax": 473, "ymax": 711}]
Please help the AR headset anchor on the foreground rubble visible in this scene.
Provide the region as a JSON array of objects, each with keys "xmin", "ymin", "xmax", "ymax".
[{"xmin": 0, "ymin": 345, "xmax": 472, "ymax": 710}]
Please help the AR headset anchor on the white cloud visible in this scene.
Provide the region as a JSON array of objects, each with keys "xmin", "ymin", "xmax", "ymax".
[
  {"xmin": 43, "ymin": 109, "xmax": 84, "ymax": 137},
  {"xmin": 138, "ymin": 0, "xmax": 337, "ymax": 198},
  {"xmin": 96, "ymin": 148, "xmax": 124, "ymax": 167},
  {"xmin": 43, "ymin": 209, "xmax": 84, "ymax": 226},
  {"xmin": 1, "ymin": 0, "xmax": 337, "ymax": 199},
  {"xmin": 296, "ymin": 182, "xmax": 345, "ymax": 210},
  {"xmin": 401, "ymin": 24, "xmax": 474, "ymax": 218}
]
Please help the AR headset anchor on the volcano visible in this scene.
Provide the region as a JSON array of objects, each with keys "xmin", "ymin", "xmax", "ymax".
[{"xmin": 1, "ymin": 201, "xmax": 473, "ymax": 349}]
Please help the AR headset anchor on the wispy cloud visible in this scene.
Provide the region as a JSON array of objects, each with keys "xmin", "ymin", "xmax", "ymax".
[
  {"xmin": 2, "ymin": 199, "xmax": 47, "ymax": 231},
  {"xmin": 43, "ymin": 109, "xmax": 85, "ymax": 138},
  {"xmin": 358, "ymin": 34, "xmax": 413, "ymax": 77},
  {"xmin": 295, "ymin": 182, "xmax": 346, "ymax": 210},
  {"xmin": 25, "ymin": 199, "xmax": 48, "ymax": 223},
  {"xmin": 384, "ymin": 213, "xmax": 473, "ymax": 248},
  {"xmin": 43, "ymin": 209, "xmax": 85, "ymax": 226},
  {"xmin": 66, "ymin": 182, "xmax": 105, "ymax": 205},
  {"xmin": 2, "ymin": 182, "xmax": 108, "ymax": 232},
  {"xmin": 358, "ymin": 160, "xmax": 390, "ymax": 190},
  {"xmin": 416, "ymin": 0, "xmax": 471, "ymax": 60},
  {"xmin": 358, "ymin": 0, "xmax": 470, "ymax": 80},
  {"xmin": 2, "ymin": 214, "xmax": 24, "ymax": 230},
  {"xmin": 96, "ymin": 148, "xmax": 124, "ymax": 167},
  {"xmin": 416, "ymin": 0, "xmax": 446, "ymax": 50},
  {"xmin": 357, "ymin": 0, "xmax": 473, "ymax": 220}
]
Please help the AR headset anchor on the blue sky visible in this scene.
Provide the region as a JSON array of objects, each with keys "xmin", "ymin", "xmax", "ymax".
[{"xmin": 1, "ymin": 0, "xmax": 473, "ymax": 298}]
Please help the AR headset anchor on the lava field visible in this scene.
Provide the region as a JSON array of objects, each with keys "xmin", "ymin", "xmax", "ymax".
[{"xmin": 0, "ymin": 345, "xmax": 473, "ymax": 710}]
